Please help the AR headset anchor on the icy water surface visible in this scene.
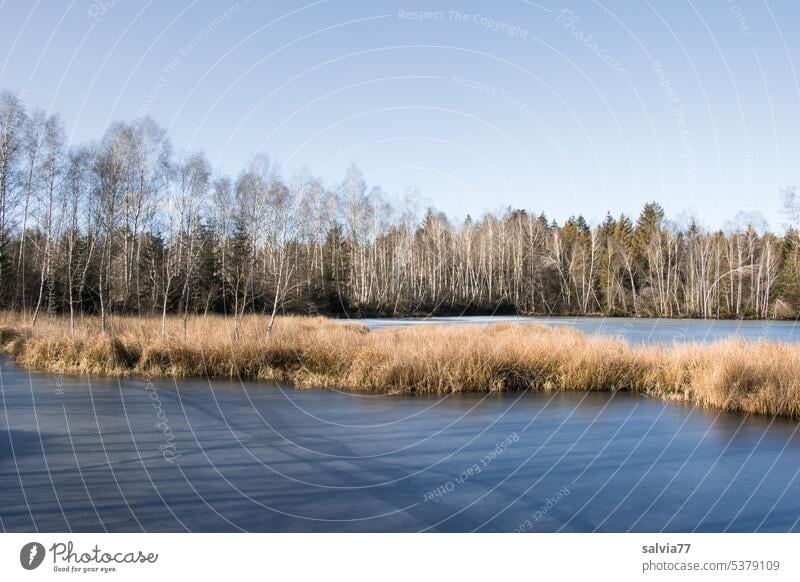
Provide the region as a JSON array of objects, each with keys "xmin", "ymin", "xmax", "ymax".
[{"xmin": 1, "ymin": 355, "xmax": 799, "ymax": 532}]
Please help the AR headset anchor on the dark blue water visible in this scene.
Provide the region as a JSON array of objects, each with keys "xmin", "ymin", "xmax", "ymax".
[
  {"xmin": 1, "ymin": 356, "xmax": 798, "ymax": 532},
  {"xmin": 356, "ymin": 315, "xmax": 800, "ymax": 344}
]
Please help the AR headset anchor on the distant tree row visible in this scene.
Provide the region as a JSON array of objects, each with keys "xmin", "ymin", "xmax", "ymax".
[{"xmin": 1, "ymin": 90, "xmax": 799, "ymax": 335}]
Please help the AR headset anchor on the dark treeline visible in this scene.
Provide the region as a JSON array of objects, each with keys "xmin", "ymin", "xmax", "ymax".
[{"xmin": 2, "ymin": 90, "xmax": 800, "ymax": 334}]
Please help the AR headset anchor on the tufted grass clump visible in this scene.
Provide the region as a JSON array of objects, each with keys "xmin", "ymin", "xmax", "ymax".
[{"xmin": 1, "ymin": 312, "xmax": 799, "ymax": 417}]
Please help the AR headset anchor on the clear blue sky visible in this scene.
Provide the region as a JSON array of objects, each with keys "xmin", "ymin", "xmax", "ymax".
[{"xmin": 1, "ymin": 0, "xmax": 798, "ymax": 229}]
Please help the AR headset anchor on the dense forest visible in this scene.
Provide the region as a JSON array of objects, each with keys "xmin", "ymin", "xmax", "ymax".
[{"xmin": 1, "ymin": 90, "xmax": 800, "ymax": 332}]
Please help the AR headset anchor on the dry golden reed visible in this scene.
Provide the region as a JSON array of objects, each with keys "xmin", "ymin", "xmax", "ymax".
[{"xmin": 1, "ymin": 312, "xmax": 799, "ymax": 417}]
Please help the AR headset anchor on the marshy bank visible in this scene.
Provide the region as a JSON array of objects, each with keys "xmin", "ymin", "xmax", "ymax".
[{"xmin": 1, "ymin": 313, "xmax": 799, "ymax": 417}]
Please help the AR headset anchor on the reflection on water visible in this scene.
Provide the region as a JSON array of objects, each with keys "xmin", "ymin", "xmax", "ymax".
[{"xmin": 1, "ymin": 357, "xmax": 798, "ymax": 532}]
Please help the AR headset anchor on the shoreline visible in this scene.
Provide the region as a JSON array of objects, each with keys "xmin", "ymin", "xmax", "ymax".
[
  {"xmin": 340, "ymin": 312, "xmax": 800, "ymax": 322},
  {"xmin": 264, "ymin": 312, "xmax": 800, "ymax": 322}
]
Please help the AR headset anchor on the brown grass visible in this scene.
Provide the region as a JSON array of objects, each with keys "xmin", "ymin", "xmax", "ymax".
[{"xmin": 1, "ymin": 312, "xmax": 799, "ymax": 417}]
